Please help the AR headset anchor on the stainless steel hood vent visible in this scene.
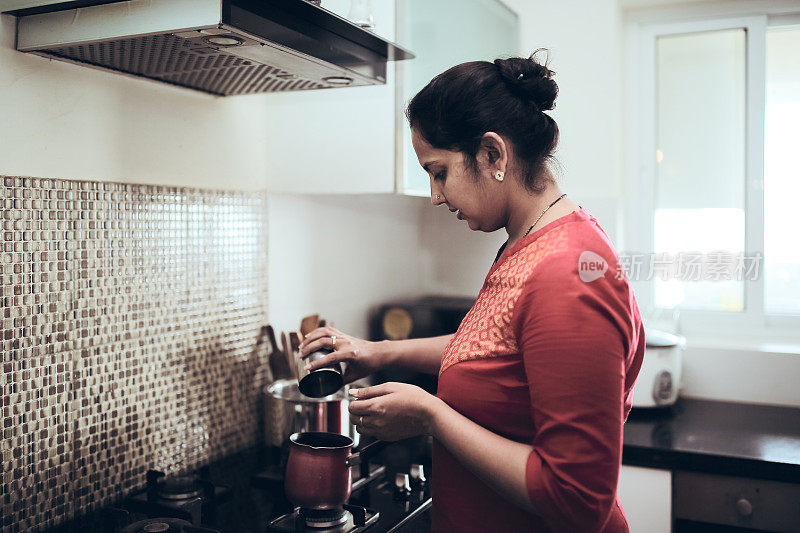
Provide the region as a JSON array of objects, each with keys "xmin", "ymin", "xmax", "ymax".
[
  {"xmin": 42, "ymin": 33, "xmax": 329, "ymax": 95},
  {"xmin": 5, "ymin": 0, "xmax": 414, "ymax": 96}
]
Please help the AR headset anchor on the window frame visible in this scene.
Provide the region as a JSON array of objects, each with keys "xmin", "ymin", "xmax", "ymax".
[{"xmin": 624, "ymin": 8, "xmax": 800, "ymax": 342}]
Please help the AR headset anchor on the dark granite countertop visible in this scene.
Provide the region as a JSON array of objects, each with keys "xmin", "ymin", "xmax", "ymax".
[{"xmin": 623, "ymin": 397, "xmax": 800, "ymax": 482}]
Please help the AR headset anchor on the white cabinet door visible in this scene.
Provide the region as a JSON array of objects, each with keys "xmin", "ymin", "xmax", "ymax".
[
  {"xmin": 261, "ymin": 0, "xmax": 398, "ymax": 194},
  {"xmin": 395, "ymin": 0, "xmax": 519, "ymax": 196},
  {"xmin": 618, "ymin": 465, "xmax": 672, "ymax": 533}
]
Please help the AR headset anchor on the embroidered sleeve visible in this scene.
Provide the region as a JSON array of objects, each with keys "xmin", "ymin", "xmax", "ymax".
[{"xmin": 514, "ymin": 251, "xmax": 628, "ymax": 532}]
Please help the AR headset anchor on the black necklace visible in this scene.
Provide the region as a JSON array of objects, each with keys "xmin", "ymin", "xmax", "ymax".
[{"xmin": 522, "ymin": 193, "xmax": 568, "ymax": 238}]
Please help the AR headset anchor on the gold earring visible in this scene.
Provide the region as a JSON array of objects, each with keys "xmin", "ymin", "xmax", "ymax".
[{"xmin": 495, "ymin": 170, "xmax": 504, "ymax": 182}]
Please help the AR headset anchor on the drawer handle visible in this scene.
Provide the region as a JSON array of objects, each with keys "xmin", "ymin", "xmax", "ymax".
[{"xmin": 736, "ymin": 498, "xmax": 753, "ymax": 517}]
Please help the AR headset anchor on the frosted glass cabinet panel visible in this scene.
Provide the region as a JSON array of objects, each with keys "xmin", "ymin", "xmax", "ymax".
[{"xmin": 396, "ymin": 0, "xmax": 520, "ymax": 196}]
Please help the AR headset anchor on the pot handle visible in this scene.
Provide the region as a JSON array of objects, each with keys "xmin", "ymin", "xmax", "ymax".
[{"xmin": 345, "ymin": 439, "xmax": 391, "ymax": 467}]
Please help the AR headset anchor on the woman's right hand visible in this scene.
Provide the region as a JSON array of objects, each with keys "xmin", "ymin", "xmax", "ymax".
[{"xmin": 299, "ymin": 326, "xmax": 387, "ymax": 385}]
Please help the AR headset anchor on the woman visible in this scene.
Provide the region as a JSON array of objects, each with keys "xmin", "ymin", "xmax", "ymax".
[{"xmin": 299, "ymin": 51, "xmax": 645, "ymax": 533}]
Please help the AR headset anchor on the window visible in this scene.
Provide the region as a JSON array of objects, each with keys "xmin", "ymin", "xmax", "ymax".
[
  {"xmin": 654, "ymin": 29, "xmax": 746, "ymax": 311},
  {"xmin": 764, "ymin": 25, "xmax": 800, "ymax": 315},
  {"xmin": 627, "ymin": 12, "xmax": 800, "ymax": 338}
]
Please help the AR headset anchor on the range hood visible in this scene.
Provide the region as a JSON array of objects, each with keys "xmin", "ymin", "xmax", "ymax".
[{"xmin": 4, "ymin": 0, "xmax": 414, "ymax": 96}]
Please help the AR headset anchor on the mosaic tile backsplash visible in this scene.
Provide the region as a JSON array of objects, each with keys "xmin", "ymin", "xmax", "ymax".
[{"xmin": 0, "ymin": 176, "xmax": 269, "ymax": 531}]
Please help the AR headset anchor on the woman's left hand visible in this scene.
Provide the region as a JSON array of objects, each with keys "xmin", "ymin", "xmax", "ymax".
[{"xmin": 348, "ymin": 382, "xmax": 440, "ymax": 441}]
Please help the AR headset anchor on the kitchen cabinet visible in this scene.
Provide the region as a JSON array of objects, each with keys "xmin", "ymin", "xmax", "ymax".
[
  {"xmin": 618, "ymin": 465, "xmax": 672, "ymax": 533},
  {"xmin": 622, "ymin": 398, "xmax": 800, "ymax": 532},
  {"xmin": 673, "ymin": 470, "xmax": 800, "ymax": 532},
  {"xmin": 261, "ymin": 0, "xmax": 399, "ymax": 194},
  {"xmin": 262, "ymin": 0, "xmax": 519, "ymax": 196},
  {"xmin": 395, "ymin": 0, "xmax": 519, "ymax": 196},
  {"xmin": 2, "ymin": 1, "xmax": 518, "ymax": 193}
]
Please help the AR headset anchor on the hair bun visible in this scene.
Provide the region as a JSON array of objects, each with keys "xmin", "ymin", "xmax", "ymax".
[{"xmin": 494, "ymin": 50, "xmax": 558, "ymax": 111}]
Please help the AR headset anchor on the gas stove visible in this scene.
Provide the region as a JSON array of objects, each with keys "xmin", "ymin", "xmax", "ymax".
[
  {"xmin": 265, "ymin": 504, "xmax": 380, "ymax": 532},
  {"xmin": 51, "ymin": 436, "xmax": 432, "ymax": 533},
  {"xmin": 122, "ymin": 467, "xmax": 233, "ymax": 526},
  {"xmin": 263, "ymin": 463, "xmax": 431, "ymax": 533},
  {"xmin": 256, "ymin": 437, "xmax": 432, "ymax": 533}
]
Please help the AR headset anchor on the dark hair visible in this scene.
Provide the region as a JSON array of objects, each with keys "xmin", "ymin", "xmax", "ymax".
[{"xmin": 405, "ymin": 49, "xmax": 559, "ymax": 193}]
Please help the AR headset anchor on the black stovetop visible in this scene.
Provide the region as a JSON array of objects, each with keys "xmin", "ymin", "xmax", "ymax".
[{"xmin": 49, "ymin": 436, "xmax": 433, "ymax": 533}]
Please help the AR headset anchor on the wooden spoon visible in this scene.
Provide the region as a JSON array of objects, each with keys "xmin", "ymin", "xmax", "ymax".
[
  {"xmin": 281, "ymin": 331, "xmax": 298, "ymax": 380},
  {"xmin": 289, "ymin": 331, "xmax": 302, "ymax": 355},
  {"xmin": 267, "ymin": 325, "xmax": 292, "ymax": 380},
  {"xmin": 300, "ymin": 314, "xmax": 320, "ymax": 338}
]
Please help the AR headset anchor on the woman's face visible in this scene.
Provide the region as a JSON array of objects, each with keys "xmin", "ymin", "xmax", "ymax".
[{"xmin": 411, "ymin": 128, "xmax": 506, "ymax": 233}]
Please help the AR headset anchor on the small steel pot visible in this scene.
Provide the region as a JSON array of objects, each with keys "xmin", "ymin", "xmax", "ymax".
[
  {"xmin": 265, "ymin": 379, "xmax": 358, "ymax": 449},
  {"xmin": 285, "ymin": 432, "xmax": 390, "ymax": 509}
]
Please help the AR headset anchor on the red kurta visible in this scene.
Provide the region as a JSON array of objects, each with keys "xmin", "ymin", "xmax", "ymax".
[{"xmin": 432, "ymin": 206, "xmax": 645, "ymax": 533}]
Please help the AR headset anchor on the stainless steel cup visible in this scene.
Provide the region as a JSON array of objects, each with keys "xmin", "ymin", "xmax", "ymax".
[{"xmin": 297, "ymin": 348, "xmax": 344, "ymax": 398}]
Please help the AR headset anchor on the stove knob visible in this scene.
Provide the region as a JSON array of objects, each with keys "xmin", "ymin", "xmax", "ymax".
[
  {"xmin": 394, "ymin": 473, "xmax": 411, "ymax": 499},
  {"xmin": 410, "ymin": 464, "xmax": 427, "ymax": 489}
]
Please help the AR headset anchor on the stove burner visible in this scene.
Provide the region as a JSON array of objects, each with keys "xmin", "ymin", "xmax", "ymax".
[
  {"xmin": 143, "ymin": 523, "xmax": 170, "ymax": 533},
  {"xmin": 299, "ymin": 507, "xmax": 349, "ymax": 529},
  {"xmin": 266, "ymin": 504, "xmax": 379, "ymax": 532},
  {"xmin": 123, "ymin": 468, "xmax": 231, "ymax": 526},
  {"xmin": 158, "ymin": 476, "xmax": 203, "ymax": 501},
  {"xmin": 120, "ymin": 517, "xmax": 194, "ymax": 533}
]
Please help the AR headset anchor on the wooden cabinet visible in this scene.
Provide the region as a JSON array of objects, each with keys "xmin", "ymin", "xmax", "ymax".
[{"xmin": 618, "ymin": 465, "xmax": 672, "ymax": 533}]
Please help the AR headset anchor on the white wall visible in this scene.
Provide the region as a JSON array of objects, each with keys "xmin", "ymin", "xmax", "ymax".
[
  {"xmin": 267, "ymin": 193, "xmax": 429, "ymax": 339},
  {"xmin": 418, "ymin": 201, "xmax": 506, "ymax": 297},
  {"xmin": 0, "ymin": 13, "xmax": 270, "ymax": 190},
  {"xmin": 680, "ymin": 343, "xmax": 800, "ymax": 407},
  {"xmin": 259, "ymin": 0, "xmax": 399, "ymax": 194},
  {"xmin": 504, "ymin": 0, "xmax": 626, "ymax": 240},
  {"xmin": 415, "ymin": 0, "xmax": 627, "ymax": 297}
]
